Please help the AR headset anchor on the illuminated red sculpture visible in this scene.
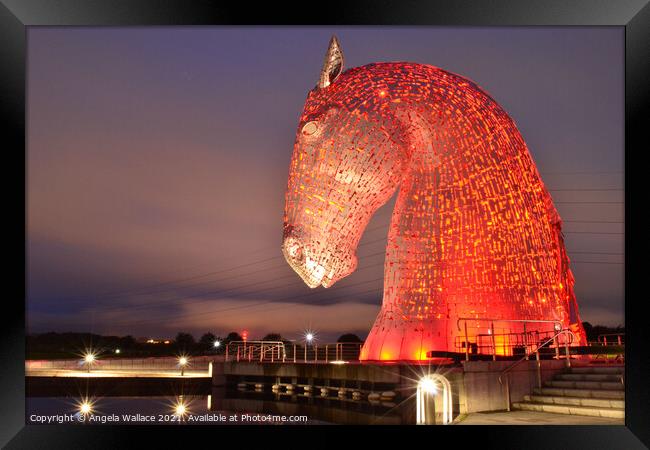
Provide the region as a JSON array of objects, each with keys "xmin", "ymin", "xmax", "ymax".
[{"xmin": 282, "ymin": 37, "xmax": 586, "ymax": 361}]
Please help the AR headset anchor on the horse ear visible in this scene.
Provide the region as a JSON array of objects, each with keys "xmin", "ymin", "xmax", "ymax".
[{"xmin": 318, "ymin": 35, "xmax": 344, "ymax": 89}]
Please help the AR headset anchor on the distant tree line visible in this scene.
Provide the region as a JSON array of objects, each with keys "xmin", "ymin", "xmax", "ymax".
[
  {"xmin": 27, "ymin": 323, "xmax": 624, "ymax": 359},
  {"xmin": 26, "ymin": 331, "xmax": 364, "ymax": 359},
  {"xmin": 581, "ymin": 322, "xmax": 625, "ymax": 343}
]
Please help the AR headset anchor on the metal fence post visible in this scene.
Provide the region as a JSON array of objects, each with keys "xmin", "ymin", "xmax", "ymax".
[
  {"xmin": 536, "ymin": 349, "xmax": 542, "ymax": 389},
  {"xmin": 564, "ymin": 339, "xmax": 571, "ymax": 368},
  {"xmin": 505, "ymin": 374, "xmax": 511, "ymax": 411},
  {"xmin": 523, "ymin": 322, "xmax": 528, "ymax": 360},
  {"xmin": 464, "ymin": 321, "xmax": 469, "ymax": 361},
  {"xmin": 491, "ymin": 322, "xmax": 496, "ymax": 361}
]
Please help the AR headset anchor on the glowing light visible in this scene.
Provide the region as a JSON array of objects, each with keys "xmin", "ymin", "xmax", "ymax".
[
  {"xmin": 114, "ymin": 349, "xmax": 121, "ymax": 354},
  {"xmin": 281, "ymin": 36, "xmax": 587, "ymax": 361},
  {"xmin": 213, "ymin": 341, "xmax": 221, "ymax": 348},
  {"xmin": 418, "ymin": 377, "xmax": 438, "ymax": 394},
  {"xmin": 172, "ymin": 396, "xmax": 189, "ymax": 418},
  {"xmin": 416, "ymin": 374, "xmax": 453, "ymax": 425},
  {"xmin": 76, "ymin": 397, "xmax": 95, "ymax": 417},
  {"xmin": 329, "ymin": 360, "xmax": 348, "ymax": 365},
  {"xmin": 305, "ymin": 333, "xmax": 314, "ymax": 342},
  {"xmin": 178, "ymin": 356, "xmax": 188, "ymax": 366}
]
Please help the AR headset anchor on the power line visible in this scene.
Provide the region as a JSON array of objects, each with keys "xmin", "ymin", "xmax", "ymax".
[
  {"xmin": 549, "ymin": 189, "xmax": 622, "ymax": 192},
  {"xmin": 564, "ymin": 231, "xmax": 623, "ymax": 235},
  {"xmin": 87, "ymin": 236, "xmax": 388, "ymax": 305},
  {"xmin": 65, "ymin": 223, "xmax": 392, "ymax": 304},
  {"xmin": 540, "ymin": 171, "xmax": 623, "ymax": 175},
  {"xmin": 569, "ymin": 251, "xmax": 623, "ymax": 255},
  {"xmin": 84, "ymin": 251, "xmax": 388, "ymax": 314},
  {"xmin": 570, "ymin": 261, "xmax": 623, "ymax": 265},
  {"xmin": 100, "ymin": 251, "xmax": 625, "ymax": 328},
  {"xmin": 106, "ymin": 275, "xmax": 387, "ymax": 327},
  {"xmin": 555, "ymin": 201, "xmax": 623, "ymax": 204},
  {"xmin": 563, "ymin": 220, "xmax": 623, "ymax": 224}
]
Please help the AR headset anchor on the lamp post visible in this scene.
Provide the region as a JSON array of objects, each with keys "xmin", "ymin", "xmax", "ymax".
[
  {"xmin": 304, "ymin": 332, "xmax": 314, "ymax": 362},
  {"xmin": 179, "ymin": 356, "xmax": 188, "ymax": 376},
  {"xmin": 83, "ymin": 352, "xmax": 95, "ymax": 373}
]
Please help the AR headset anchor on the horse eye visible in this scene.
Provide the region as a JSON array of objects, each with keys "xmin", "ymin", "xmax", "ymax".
[{"xmin": 301, "ymin": 121, "xmax": 318, "ymax": 136}]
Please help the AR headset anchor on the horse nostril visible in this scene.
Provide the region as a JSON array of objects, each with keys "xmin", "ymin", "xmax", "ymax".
[{"xmin": 285, "ymin": 238, "xmax": 305, "ymax": 263}]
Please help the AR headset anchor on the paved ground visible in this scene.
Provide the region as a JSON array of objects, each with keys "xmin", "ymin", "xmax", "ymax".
[
  {"xmin": 456, "ymin": 410, "xmax": 624, "ymax": 425},
  {"xmin": 26, "ymin": 369, "xmax": 211, "ymax": 378}
]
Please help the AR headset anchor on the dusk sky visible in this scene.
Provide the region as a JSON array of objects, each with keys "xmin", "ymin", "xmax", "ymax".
[{"xmin": 27, "ymin": 27, "xmax": 623, "ymax": 341}]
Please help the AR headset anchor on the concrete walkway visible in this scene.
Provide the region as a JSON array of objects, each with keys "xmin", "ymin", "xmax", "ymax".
[
  {"xmin": 26, "ymin": 368, "xmax": 210, "ymax": 378},
  {"xmin": 456, "ymin": 410, "xmax": 624, "ymax": 425}
]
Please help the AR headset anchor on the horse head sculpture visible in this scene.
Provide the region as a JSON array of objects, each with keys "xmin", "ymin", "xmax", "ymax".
[{"xmin": 282, "ymin": 36, "xmax": 586, "ymax": 361}]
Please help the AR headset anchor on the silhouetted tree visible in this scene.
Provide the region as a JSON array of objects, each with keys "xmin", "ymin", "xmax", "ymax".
[
  {"xmin": 337, "ymin": 333, "xmax": 363, "ymax": 343},
  {"xmin": 224, "ymin": 332, "xmax": 243, "ymax": 343},
  {"xmin": 262, "ymin": 333, "xmax": 282, "ymax": 341},
  {"xmin": 119, "ymin": 335, "xmax": 136, "ymax": 348},
  {"xmin": 175, "ymin": 332, "xmax": 195, "ymax": 350},
  {"xmin": 581, "ymin": 321, "xmax": 625, "ymax": 342},
  {"xmin": 199, "ymin": 332, "xmax": 217, "ymax": 351}
]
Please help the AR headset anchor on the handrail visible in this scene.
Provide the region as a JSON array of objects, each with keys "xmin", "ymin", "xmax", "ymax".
[
  {"xmin": 597, "ymin": 333, "xmax": 624, "ymax": 346},
  {"xmin": 499, "ymin": 329, "xmax": 575, "ymax": 384},
  {"xmin": 456, "ymin": 317, "xmax": 563, "ymax": 361},
  {"xmin": 456, "ymin": 317, "xmax": 563, "ymax": 331},
  {"xmin": 498, "ymin": 329, "xmax": 576, "ymax": 411},
  {"xmin": 225, "ymin": 340, "xmax": 363, "ymax": 363}
]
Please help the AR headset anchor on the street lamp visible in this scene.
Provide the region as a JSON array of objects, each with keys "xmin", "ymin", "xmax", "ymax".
[
  {"xmin": 80, "ymin": 401, "xmax": 92, "ymax": 415},
  {"xmin": 213, "ymin": 340, "xmax": 221, "ymax": 349},
  {"xmin": 178, "ymin": 356, "xmax": 189, "ymax": 376},
  {"xmin": 83, "ymin": 352, "xmax": 96, "ymax": 373},
  {"xmin": 303, "ymin": 331, "xmax": 316, "ymax": 362},
  {"xmin": 173, "ymin": 396, "xmax": 188, "ymax": 420},
  {"xmin": 76, "ymin": 396, "xmax": 94, "ymax": 420}
]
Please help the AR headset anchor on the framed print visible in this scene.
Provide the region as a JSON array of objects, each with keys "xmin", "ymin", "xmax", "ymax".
[{"xmin": 2, "ymin": 0, "xmax": 648, "ymax": 447}]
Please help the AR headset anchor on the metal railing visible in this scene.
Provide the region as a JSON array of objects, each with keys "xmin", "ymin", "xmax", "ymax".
[
  {"xmin": 456, "ymin": 317, "xmax": 564, "ymax": 361},
  {"xmin": 225, "ymin": 341, "xmax": 286, "ymax": 362},
  {"xmin": 25, "ymin": 355, "xmax": 214, "ymax": 371},
  {"xmin": 225, "ymin": 341, "xmax": 363, "ymax": 363},
  {"xmin": 596, "ymin": 333, "xmax": 625, "ymax": 346},
  {"xmin": 498, "ymin": 329, "xmax": 576, "ymax": 411}
]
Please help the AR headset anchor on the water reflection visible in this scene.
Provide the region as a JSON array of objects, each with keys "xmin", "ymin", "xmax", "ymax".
[{"xmin": 27, "ymin": 386, "xmax": 418, "ymax": 425}]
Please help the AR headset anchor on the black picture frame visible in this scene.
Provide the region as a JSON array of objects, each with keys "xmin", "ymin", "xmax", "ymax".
[{"xmin": 2, "ymin": 0, "xmax": 647, "ymax": 447}]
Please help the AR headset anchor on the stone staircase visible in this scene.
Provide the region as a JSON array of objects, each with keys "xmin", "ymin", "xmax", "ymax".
[{"xmin": 512, "ymin": 365, "xmax": 624, "ymax": 419}]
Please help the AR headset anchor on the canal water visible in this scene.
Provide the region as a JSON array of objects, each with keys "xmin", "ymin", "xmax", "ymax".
[{"xmin": 26, "ymin": 388, "xmax": 417, "ymax": 425}]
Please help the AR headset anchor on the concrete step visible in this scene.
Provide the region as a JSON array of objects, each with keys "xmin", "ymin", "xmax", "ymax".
[
  {"xmin": 524, "ymin": 394, "xmax": 624, "ymax": 409},
  {"xmin": 556, "ymin": 373, "xmax": 623, "ymax": 382},
  {"xmin": 512, "ymin": 401, "xmax": 624, "ymax": 418},
  {"xmin": 533, "ymin": 387, "xmax": 624, "ymax": 400},
  {"xmin": 544, "ymin": 380, "xmax": 623, "ymax": 390},
  {"xmin": 568, "ymin": 366, "xmax": 624, "ymax": 375}
]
